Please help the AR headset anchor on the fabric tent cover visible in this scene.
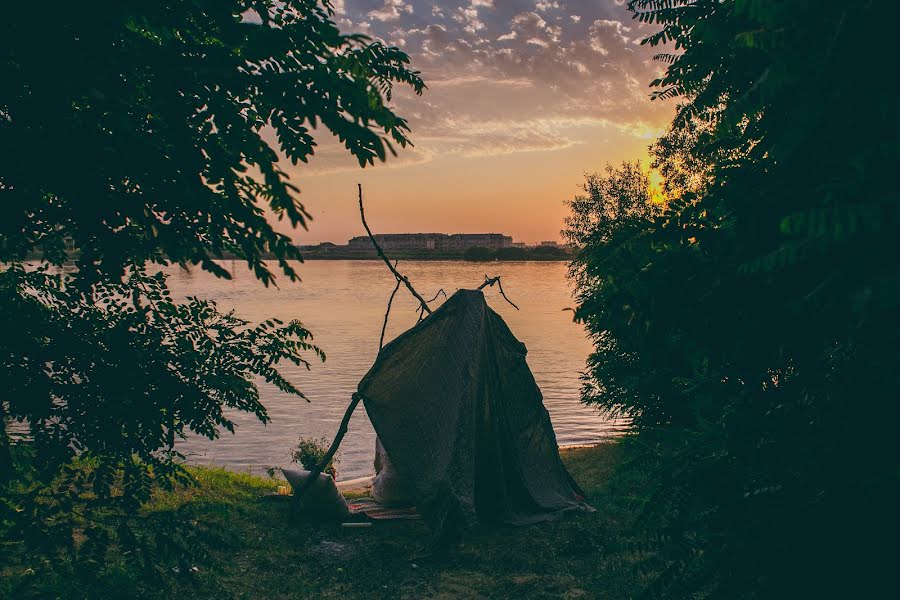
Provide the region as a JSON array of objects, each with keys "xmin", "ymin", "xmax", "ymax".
[{"xmin": 358, "ymin": 289, "xmax": 590, "ymax": 532}]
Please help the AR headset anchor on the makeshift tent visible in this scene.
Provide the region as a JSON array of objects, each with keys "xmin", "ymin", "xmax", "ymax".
[{"xmin": 357, "ymin": 288, "xmax": 590, "ymax": 533}]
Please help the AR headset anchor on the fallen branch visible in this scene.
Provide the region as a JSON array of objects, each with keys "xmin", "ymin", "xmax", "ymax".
[{"xmin": 478, "ymin": 275, "xmax": 520, "ymax": 310}]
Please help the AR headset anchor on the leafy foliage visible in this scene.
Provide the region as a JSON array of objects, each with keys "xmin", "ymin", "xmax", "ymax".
[
  {"xmin": 0, "ymin": 263, "xmax": 324, "ymax": 558},
  {"xmin": 1, "ymin": 264, "xmax": 322, "ymax": 462},
  {"xmin": 564, "ymin": 162, "xmax": 663, "ymax": 419},
  {"xmin": 0, "ymin": 0, "xmax": 423, "ymax": 569},
  {"xmin": 291, "ymin": 436, "xmax": 338, "ymax": 478},
  {"xmin": 463, "ymin": 247, "xmax": 497, "ymax": 262},
  {"xmin": 563, "ymin": 161, "xmax": 660, "ymax": 249},
  {"xmin": 570, "ymin": 1, "xmax": 899, "ymax": 596},
  {"xmin": 0, "ymin": 0, "xmax": 424, "ymax": 285}
]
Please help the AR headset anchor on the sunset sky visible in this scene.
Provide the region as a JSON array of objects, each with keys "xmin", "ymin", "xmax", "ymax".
[{"xmin": 279, "ymin": 0, "xmax": 674, "ymax": 245}]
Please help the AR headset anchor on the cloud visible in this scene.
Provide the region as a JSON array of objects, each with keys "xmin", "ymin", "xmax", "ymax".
[
  {"xmin": 589, "ymin": 18, "xmax": 631, "ymax": 54},
  {"xmin": 535, "ymin": 1, "xmax": 561, "ymax": 12},
  {"xmin": 301, "ymin": 0, "xmax": 671, "ymax": 168},
  {"xmin": 453, "ymin": 6, "xmax": 486, "ymax": 34},
  {"xmin": 368, "ymin": 0, "xmax": 413, "ymax": 22}
]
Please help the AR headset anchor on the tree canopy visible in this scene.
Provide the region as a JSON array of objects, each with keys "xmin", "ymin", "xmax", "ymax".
[
  {"xmin": 569, "ymin": 0, "xmax": 898, "ymax": 596},
  {"xmin": 0, "ymin": 0, "xmax": 424, "ymax": 560},
  {"xmin": 0, "ymin": 0, "xmax": 424, "ymax": 284}
]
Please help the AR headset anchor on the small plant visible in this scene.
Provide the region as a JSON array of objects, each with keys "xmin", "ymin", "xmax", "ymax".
[{"xmin": 291, "ymin": 436, "xmax": 338, "ymax": 479}]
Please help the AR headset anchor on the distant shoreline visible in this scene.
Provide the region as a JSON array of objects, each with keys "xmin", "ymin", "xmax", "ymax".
[
  {"xmin": 27, "ymin": 249, "xmax": 575, "ymax": 263},
  {"xmin": 291, "ymin": 253, "xmax": 571, "ymax": 262},
  {"xmin": 269, "ymin": 245, "xmax": 573, "ymax": 262}
]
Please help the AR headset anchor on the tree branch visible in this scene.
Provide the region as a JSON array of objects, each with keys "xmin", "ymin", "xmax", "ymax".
[
  {"xmin": 416, "ymin": 288, "xmax": 447, "ymax": 323},
  {"xmin": 380, "ymin": 263, "xmax": 402, "ymax": 352},
  {"xmin": 297, "ymin": 186, "xmax": 445, "ymax": 504},
  {"xmin": 358, "ymin": 184, "xmax": 432, "ymax": 315},
  {"xmin": 425, "ymin": 288, "xmax": 447, "ymax": 303},
  {"xmin": 478, "ymin": 275, "xmax": 520, "ymax": 310}
]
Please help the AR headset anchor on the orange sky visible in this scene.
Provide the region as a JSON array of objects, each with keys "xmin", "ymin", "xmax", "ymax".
[{"xmin": 269, "ymin": 1, "xmax": 675, "ymax": 245}]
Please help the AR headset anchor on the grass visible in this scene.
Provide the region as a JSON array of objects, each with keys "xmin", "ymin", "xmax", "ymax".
[{"xmin": 2, "ymin": 444, "xmax": 651, "ymax": 599}]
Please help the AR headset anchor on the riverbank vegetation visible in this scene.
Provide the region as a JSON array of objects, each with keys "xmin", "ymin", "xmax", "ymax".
[
  {"xmin": 566, "ymin": 1, "xmax": 897, "ymax": 597},
  {"xmin": 1, "ymin": 0, "xmax": 423, "ymax": 583},
  {"xmin": 284, "ymin": 245, "xmax": 572, "ymax": 261},
  {"xmin": 3, "ymin": 446, "xmax": 650, "ymax": 600}
]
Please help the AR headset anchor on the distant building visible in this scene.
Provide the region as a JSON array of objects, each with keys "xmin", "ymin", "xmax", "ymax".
[
  {"xmin": 538, "ymin": 241, "xmax": 560, "ymax": 248},
  {"xmin": 444, "ymin": 233, "xmax": 513, "ymax": 250},
  {"xmin": 348, "ymin": 233, "xmax": 445, "ymax": 251},
  {"xmin": 348, "ymin": 233, "xmax": 514, "ymax": 251}
]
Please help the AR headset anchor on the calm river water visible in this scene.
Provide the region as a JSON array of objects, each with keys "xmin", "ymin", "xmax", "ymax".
[{"xmin": 166, "ymin": 260, "xmax": 623, "ymax": 480}]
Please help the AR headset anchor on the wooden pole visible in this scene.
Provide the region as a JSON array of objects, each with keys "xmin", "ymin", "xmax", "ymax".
[
  {"xmin": 294, "ymin": 185, "xmax": 480, "ymax": 504},
  {"xmin": 293, "ymin": 393, "xmax": 362, "ymax": 501}
]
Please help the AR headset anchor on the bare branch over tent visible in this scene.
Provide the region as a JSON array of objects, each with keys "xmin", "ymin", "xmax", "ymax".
[
  {"xmin": 297, "ymin": 190, "xmax": 522, "ymax": 507},
  {"xmin": 417, "ymin": 288, "xmax": 447, "ymax": 322},
  {"xmin": 358, "ymin": 184, "xmax": 433, "ymax": 315},
  {"xmin": 478, "ymin": 275, "xmax": 520, "ymax": 310},
  {"xmin": 380, "ymin": 261, "xmax": 402, "ymax": 352},
  {"xmin": 425, "ymin": 288, "xmax": 447, "ymax": 303}
]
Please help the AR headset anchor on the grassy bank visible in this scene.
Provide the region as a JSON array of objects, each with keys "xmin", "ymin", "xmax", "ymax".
[{"xmin": 3, "ymin": 444, "xmax": 651, "ymax": 599}]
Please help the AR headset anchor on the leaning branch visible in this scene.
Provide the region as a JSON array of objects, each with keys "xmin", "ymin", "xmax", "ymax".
[
  {"xmin": 293, "ymin": 393, "xmax": 362, "ymax": 501},
  {"xmin": 478, "ymin": 275, "xmax": 520, "ymax": 310},
  {"xmin": 358, "ymin": 184, "xmax": 432, "ymax": 315},
  {"xmin": 297, "ymin": 186, "xmax": 441, "ymax": 503}
]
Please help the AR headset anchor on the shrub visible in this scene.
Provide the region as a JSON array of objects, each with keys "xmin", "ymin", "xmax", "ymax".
[
  {"xmin": 568, "ymin": 1, "xmax": 900, "ymax": 596},
  {"xmin": 291, "ymin": 437, "xmax": 338, "ymax": 479}
]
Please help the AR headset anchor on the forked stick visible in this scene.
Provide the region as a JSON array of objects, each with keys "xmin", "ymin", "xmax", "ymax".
[
  {"xmin": 478, "ymin": 275, "xmax": 520, "ymax": 310},
  {"xmin": 358, "ymin": 184, "xmax": 432, "ymax": 316},
  {"xmin": 295, "ymin": 190, "xmax": 519, "ymax": 505},
  {"xmin": 295, "ymin": 186, "xmax": 437, "ymax": 504}
]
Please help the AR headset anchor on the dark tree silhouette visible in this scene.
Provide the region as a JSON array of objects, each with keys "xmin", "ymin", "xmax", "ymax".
[
  {"xmin": 0, "ymin": 0, "xmax": 424, "ymax": 558},
  {"xmin": 569, "ymin": 0, "xmax": 898, "ymax": 596}
]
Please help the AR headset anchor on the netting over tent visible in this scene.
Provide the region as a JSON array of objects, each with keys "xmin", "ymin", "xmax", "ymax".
[{"xmin": 358, "ymin": 289, "xmax": 591, "ymax": 533}]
